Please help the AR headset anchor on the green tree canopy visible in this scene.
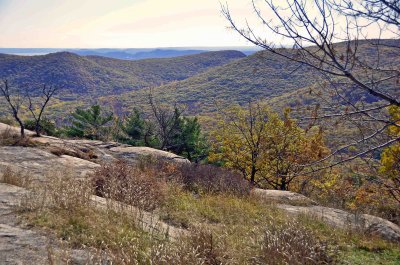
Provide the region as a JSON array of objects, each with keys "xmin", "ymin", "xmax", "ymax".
[{"xmin": 65, "ymin": 105, "xmax": 113, "ymax": 140}]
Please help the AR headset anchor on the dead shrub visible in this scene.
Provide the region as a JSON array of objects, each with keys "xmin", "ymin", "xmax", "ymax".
[
  {"xmin": 133, "ymin": 157, "xmax": 251, "ymax": 196},
  {"xmin": 91, "ymin": 160, "xmax": 168, "ymax": 211},
  {"xmin": 253, "ymin": 221, "xmax": 336, "ymax": 265},
  {"xmin": 178, "ymin": 163, "xmax": 252, "ymax": 196}
]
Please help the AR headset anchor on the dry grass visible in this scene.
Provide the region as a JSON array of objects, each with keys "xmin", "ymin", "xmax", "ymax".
[
  {"xmin": 178, "ymin": 163, "xmax": 252, "ymax": 196},
  {"xmin": 0, "ymin": 166, "xmax": 32, "ymax": 188},
  {"xmin": 14, "ymin": 161, "xmax": 399, "ymax": 265},
  {"xmin": 253, "ymin": 221, "xmax": 336, "ymax": 265},
  {"xmin": 0, "ymin": 127, "xmax": 36, "ymax": 147},
  {"xmin": 46, "ymin": 145, "xmax": 98, "ymax": 161}
]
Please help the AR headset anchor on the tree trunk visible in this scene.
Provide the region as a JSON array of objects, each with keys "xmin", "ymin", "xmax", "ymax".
[
  {"xmin": 35, "ymin": 121, "xmax": 41, "ymax": 137},
  {"xmin": 18, "ymin": 121, "xmax": 25, "ymax": 138},
  {"xmin": 250, "ymin": 164, "xmax": 256, "ymax": 184}
]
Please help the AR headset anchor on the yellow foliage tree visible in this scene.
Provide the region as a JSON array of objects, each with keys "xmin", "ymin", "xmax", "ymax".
[
  {"xmin": 209, "ymin": 102, "xmax": 329, "ymax": 190},
  {"xmin": 380, "ymin": 106, "xmax": 400, "ymax": 202}
]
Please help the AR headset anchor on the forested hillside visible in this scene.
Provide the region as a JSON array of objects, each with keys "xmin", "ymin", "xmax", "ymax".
[
  {"xmin": 111, "ymin": 39, "xmax": 399, "ymax": 116},
  {"xmin": 0, "ymin": 50, "xmax": 246, "ymax": 97},
  {"xmin": 1, "ymin": 40, "xmax": 398, "ymax": 123}
]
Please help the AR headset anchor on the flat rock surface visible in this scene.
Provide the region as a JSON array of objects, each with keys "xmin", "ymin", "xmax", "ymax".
[
  {"xmin": 0, "ymin": 183, "xmax": 89, "ymax": 265},
  {"xmin": 0, "ymin": 146, "xmax": 99, "ymax": 180},
  {"xmin": 109, "ymin": 146, "xmax": 190, "ymax": 163}
]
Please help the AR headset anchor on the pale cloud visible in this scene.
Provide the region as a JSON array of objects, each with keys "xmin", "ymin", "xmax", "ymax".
[
  {"xmin": 0, "ymin": 0, "xmax": 252, "ymax": 48},
  {"xmin": 0, "ymin": 0, "xmax": 391, "ymax": 48}
]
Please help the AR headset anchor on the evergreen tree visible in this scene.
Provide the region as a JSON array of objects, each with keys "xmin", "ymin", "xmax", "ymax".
[{"xmin": 65, "ymin": 105, "xmax": 113, "ymax": 140}]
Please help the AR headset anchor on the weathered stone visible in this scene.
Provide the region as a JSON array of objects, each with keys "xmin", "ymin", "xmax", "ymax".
[
  {"xmin": 277, "ymin": 204, "xmax": 400, "ymax": 242},
  {"xmin": 0, "ymin": 146, "xmax": 99, "ymax": 180},
  {"xmin": 252, "ymin": 188, "xmax": 317, "ymax": 206},
  {"xmin": 109, "ymin": 146, "xmax": 190, "ymax": 163}
]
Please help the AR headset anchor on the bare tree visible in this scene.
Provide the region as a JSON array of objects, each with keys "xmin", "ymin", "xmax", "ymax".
[
  {"xmin": 332, "ymin": 0, "xmax": 399, "ymax": 26},
  {"xmin": 27, "ymin": 84, "xmax": 59, "ymax": 136},
  {"xmin": 0, "ymin": 80, "xmax": 26, "ymax": 137},
  {"xmin": 148, "ymin": 93, "xmax": 182, "ymax": 150},
  {"xmin": 222, "ymin": 0, "xmax": 400, "ymax": 167}
]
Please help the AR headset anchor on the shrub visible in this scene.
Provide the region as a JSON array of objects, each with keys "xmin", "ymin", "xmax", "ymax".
[
  {"xmin": 178, "ymin": 163, "xmax": 252, "ymax": 196},
  {"xmin": 253, "ymin": 221, "xmax": 336, "ymax": 265},
  {"xmin": 91, "ymin": 160, "xmax": 167, "ymax": 211},
  {"xmin": 24, "ymin": 118, "xmax": 58, "ymax": 136}
]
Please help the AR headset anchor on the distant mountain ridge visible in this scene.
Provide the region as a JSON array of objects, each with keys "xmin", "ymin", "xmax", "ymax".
[
  {"xmin": 0, "ymin": 50, "xmax": 246, "ymax": 96},
  {"xmin": 113, "ymin": 39, "xmax": 399, "ymax": 116},
  {"xmin": 0, "ymin": 47, "xmax": 260, "ymax": 60}
]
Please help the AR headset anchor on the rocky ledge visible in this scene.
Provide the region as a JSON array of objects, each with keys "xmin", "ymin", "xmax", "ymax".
[{"xmin": 0, "ymin": 122, "xmax": 399, "ymax": 244}]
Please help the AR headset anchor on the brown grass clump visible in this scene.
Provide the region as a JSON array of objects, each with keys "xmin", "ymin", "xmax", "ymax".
[
  {"xmin": 0, "ymin": 128, "xmax": 36, "ymax": 147},
  {"xmin": 47, "ymin": 145, "xmax": 98, "ymax": 161},
  {"xmin": 21, "ymin": 171, "xmax": 93, "ymax": 212},
  {"xmin": 253, "ymin": 220, "xmax": 336, "ymax": 265},
  {"xmin": 150, "ymin": 228, "xmax": 228, "ymax": 265},
  {"xmin": 91, "ymin": 160, "xmax": 168, "ymax": 211},
  {"xmin": 1, "ymin": 167, "xmax": 32, "ymax": 188}
]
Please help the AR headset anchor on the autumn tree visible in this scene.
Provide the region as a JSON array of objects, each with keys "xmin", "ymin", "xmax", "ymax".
[
  {"xmin": 222, "ymin": 0, "xmax": 400, "ymax": 168},
  {"xmin": 210, "ymin": 102, "xmax": 329, "ymax": 189},
  {"xmin": 380, "ymin": 106, "xmax": 400, "ymax": 202}
]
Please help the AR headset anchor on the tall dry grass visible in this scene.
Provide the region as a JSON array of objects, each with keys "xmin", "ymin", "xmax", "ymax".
[
  {"xmin": 0, "ymin": 127, "xmax": 37, "ymax": 147},
  {"xmin": 15, "ymin": 160, "xmax": 342, "ymax": 265}
]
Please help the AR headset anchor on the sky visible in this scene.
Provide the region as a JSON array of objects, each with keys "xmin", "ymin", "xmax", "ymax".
[
  {"xmin": 0, "ymin": 0, "xmax": 256, "ymax": 48},
  {"xmin": 0, "ymin": 0, "xmax": 393, "ymax": 49}
]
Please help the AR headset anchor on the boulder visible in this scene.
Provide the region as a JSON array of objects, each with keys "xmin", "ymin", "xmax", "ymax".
[
  {"xmin": 0, "ymin": 123, "xmax": 35, "ymax": 137},
  {"xmin": 0, "ymin": 122, "xmax": 189, "ymax": 167}
]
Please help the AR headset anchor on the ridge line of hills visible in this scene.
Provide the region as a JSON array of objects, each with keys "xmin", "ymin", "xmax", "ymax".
[
  {"xmin": 0, "ymin": 50, "xmax": 246, "ymax": 97},
  {"xmin": 0, "ymin": 39, "xmax": 398, "ymax": 126}
]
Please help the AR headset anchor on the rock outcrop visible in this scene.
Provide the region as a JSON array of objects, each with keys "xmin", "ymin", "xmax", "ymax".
[
  {"xmin": 253, "ymin": 188, "xmax": 400, "ymax": 243},
  {"xmin": 277, "ymin": 204, "xmax": 400, "ymax": 242},
  {"xmin": 0, "ymin": 122, "xmax": 399, "ymax": 244},
  {"xmin": 0, "ymin": 122, "xmax": 189, "ymax": 178},
  {"xmin": 0, "ymin": 146, "xmax": 99, "ymax": 180},
  {"xmin": 252, "ymin": 188, "xmax": 317, "ymax": 206}
]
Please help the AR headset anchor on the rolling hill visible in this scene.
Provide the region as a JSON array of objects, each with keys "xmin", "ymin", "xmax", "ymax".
[
  {"xmin": 0, "ymin": 40, "xmax": 398, "ymax": 129},
  {"xmin": 112, "ymin": 39, "xmax": 399, "ymax": 117},
  {"xmin": 0, "ymin": 50, "xmax": 246, "ymax": 97}
]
